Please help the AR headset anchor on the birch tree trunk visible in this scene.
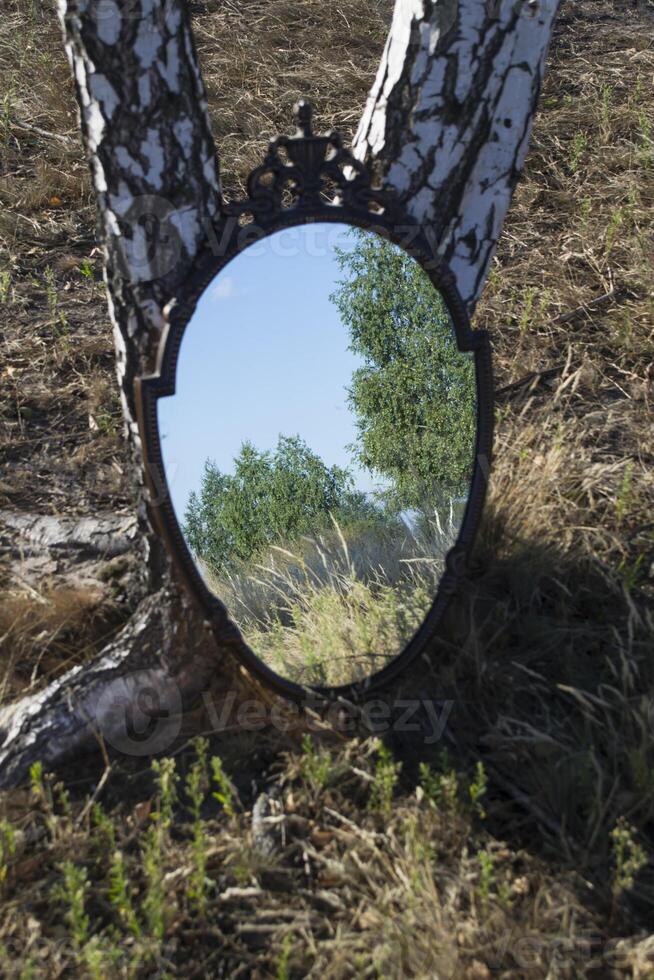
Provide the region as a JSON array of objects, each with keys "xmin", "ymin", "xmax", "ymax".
[{"xmin": 0, "ymin": 0, "xmax": 560, "ymax": 787}]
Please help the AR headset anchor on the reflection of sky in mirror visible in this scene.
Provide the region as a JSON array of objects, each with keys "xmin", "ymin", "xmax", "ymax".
[{"xmin": 159, "ymin": 223, "xmax": 390, "ymax": 520}]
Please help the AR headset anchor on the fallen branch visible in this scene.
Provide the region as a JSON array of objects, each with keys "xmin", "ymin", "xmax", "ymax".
[
  {"xmin": 9, "ymin": 116, "xmax": 76, "ymax": 145},
  {"xmin": 495, "ymin": 365, "xmax": 565, "ymax": 402},
  {"xmin": 550, "ymin": 286, "xmax": 628, "ymax": 325}
]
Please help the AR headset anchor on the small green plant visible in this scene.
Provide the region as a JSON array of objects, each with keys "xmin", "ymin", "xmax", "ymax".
[
  {"xmin": 616, "ymin": 461, "xmax": 634, "ymax": 524},
  {"xmin": 476, "ymin": 849, "xmax": 494, "ymax": 906},
  {"xmin": 91, "ymin": 803, "xmax": 116, "ymax": 851},
  {"xmin": 29, "ymin": 761, "xmax": 57, "ymax": 837},
  {"xmin": 186, "ymin": 737, "xmax": 210, "ymax": 913},
  {"xmin": 0, "ymin": 92, "xmax": 11, "ymax": 157},
  {"xmin": 54, "ymin": 781, "xmax": 72, "ymax": 822},
  {"xmin": 141, "ymin": 756, "xmax": 178, "ymax": 941},
  {"xmin": 369, "ymin": 742, "xmax": 401, "ymax": 814},
  {"xmin": 44, "ymin": 266, "xmax": 69, "ymax": 335},
  {"xmin": 0, "ymin": 820, "xmax": 16, "ymax": 888},
  {"xmin": 0, "ymin": 269, "xmax": 11, "ymax": 304},
  {"xmin": 276, "ymin": 932, "xmax": 293, "ymax": 980},
  {"xmin": 610, "ymin": 818, "xmax": 647, "ymax": 905},
  {"xmin": 211, "ymin": 755, "xmax": 236, "ymax": 818},
  {"xmin": 604, "ymin": 207, "xmax": 624, "ymax": 259},
  {"xmin": 108, "ymin": 849, "xmax": 141, "ymax": 938},
  {"xmin": 618, "ymin": 553, "xmax": 646, "ymax": 593},
  {"xmin": 468, "ymin": 761, "xmax": 488, "ymax": 819},
  {"xmin": 152, "ymin": 756, "xmax": 178, "ymax": 831},
  {"xmin": 517, "ymin": 285, "xmax": 549, "ymax": 335},
  {"xmin": 79, "ymin": 259, "xmax": 94, "ymax": 280},
  {"xmin": 638, "ymin": 111, "xmax": 652, "ymax": 169},
  {"xmin": 60, "ymin": 861, "xmax": 90, "ymax": 949},
  {"xmin": 418, "ymin": 753, "xmax": 459, "ymax": 812},
  {"xmin": 599, "ymin": 83, "xmax": 613, "ymax": 137},
  {"xmin": 569, "ymin": 131, "xmax": 587, "ymax": 172},
  {"xmin": 300, "ymin": 734, "xmax": 333, "ymax": 791},
  {"xmin": 142, "ymin": 823, "xmax": 166, "ymax": 942}
]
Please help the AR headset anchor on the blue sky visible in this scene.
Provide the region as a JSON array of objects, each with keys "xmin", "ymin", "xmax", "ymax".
[{"xmin": 159, "ymin": 223, "xmax": 387, "ymax": 521}]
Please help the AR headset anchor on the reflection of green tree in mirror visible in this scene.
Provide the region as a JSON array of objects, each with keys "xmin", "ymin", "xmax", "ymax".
[
  {"xmin": 183, "ymin": 435, "xmax": 379, "ymax": 573},
  {"xmin": 330, "ymin": 230, "xmax": 476, "ymax": 509}
]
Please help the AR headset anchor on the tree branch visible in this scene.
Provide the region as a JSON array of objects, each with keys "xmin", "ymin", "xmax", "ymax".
[{"xmin": 353, "ymin": 0, "xmax": 561, "ymax": 312}]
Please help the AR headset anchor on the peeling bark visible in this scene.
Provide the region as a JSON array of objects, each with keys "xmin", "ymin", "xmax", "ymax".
[
  {"xmin": 0, "ymin": 0, "xmax": 229, "ymax": 788},
  {"xmin": 353, "ymin": 0, "xmax": 561, "ymax": 312},
  {"xmin": 0, "ymin": 0, "xmax": 560, "ymax": 787}
]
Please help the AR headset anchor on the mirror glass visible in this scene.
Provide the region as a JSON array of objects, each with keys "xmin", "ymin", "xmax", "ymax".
[{"xmin": 158, "ymin": 223, "xmax": 476, "ymax": 687}]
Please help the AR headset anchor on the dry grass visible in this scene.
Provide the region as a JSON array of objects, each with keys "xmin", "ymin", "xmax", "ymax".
[
  {"xmin": 210, "ymin": 512, "xmax": 458, "ymax": 686},
  {"xmin": 0, "ymin": 0, "xmax": 653, "ymax": 974}
]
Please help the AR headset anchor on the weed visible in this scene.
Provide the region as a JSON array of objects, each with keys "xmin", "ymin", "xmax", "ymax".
[
  {"xmin": 142, "ymin": 756, "xmax": 178, "ymax": 941},
  {"xmin": 518, "ymin": 285, "xmax": 549, "ymax": 334},
  {"xmin": 59, "ymin": 861, "xmax": 90, "ymax": 949},
  {"xmin": 476, "ymin": 849, "xmax": 494, "ymax": 906},
  {"xmin": 618, "ymin": 553, "xmax": 646, "ymax": 593},
  {"xmin": 211, "ymin": 755, "xmax": 237, "ymax": 819},
  {"xmin": 598, "ymin": 83, "xmax": 613, "ymax": 137},
  {"xmin": 186, "ymin": 737, "xmax": 210, "ymax": 913},
  {"xmin": 91, "ymin": 803, "xmax": 116, "ymax": 851},
  {"xmin": 569, "ymin": 131, "xmax": 587, "ymax": 172},
  {"xmin": 44, "ymin": 266, "xmax": 69, "ymax": 335},
  {"xmin": 0, "ymin": 270, "xmax": 11, "ymax": 304},
  {"xmin": 300, "ymin": 734, "xmax": 333, "ymax": 791},
  {"xmin": 638, "ymin": 111, "xmax": 652, "ymax": 169},
  {"xmin": 604, "ymin": 208, "xmax": 624, "ymax": 259},
  {"xmin": 0, "ymin": 821, "xmax": 16, "ymax": 889},
  {"xmin": 468, "ymin": 761, "xmax": 488, "ymax": 819},
  {"xmin": 615, "ymin": 461, "xmax": 634, "ymax": 524},
  {"xmin": 369, "ymin": 742, "xmax": 401, "ymax": 814},
  {"xmin": 276, "ymin": 933, "xmax": 293, "ymax": 980},
  {"xmin": 418, "ymin": 754, "xmax": 460, "ymax": 813},
  {"xmin": 29, "ymin": 761, "xmax": 57, "ymax": 838},
  {"xmin": 610, "ymin": 818, "xmax": 647, "ymax": 904},
  {"xmin": 79, "ymin": 259, "xmax": 94, "ymax": 280},
  {"xmin": 108, "ymin": 849, "xmax": 141, "ymax": 938}
]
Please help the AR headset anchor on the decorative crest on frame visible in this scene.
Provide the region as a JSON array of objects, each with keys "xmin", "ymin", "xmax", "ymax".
[{"xmin": 224, "ymin": 100, "xmax": 401, "ymax": 223}]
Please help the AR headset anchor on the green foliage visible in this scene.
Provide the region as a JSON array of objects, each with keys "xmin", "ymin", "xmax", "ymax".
[
  {"xmin": 142, "ymin": 757, "xmax": 178, "ymax": 941},
  {"xmin": 276, "ymin": 933, "xmax": 293, "ymax": 980},
  {"xmin": 476, "ymin": 849, "xmax": 494, "ymax": 906},
  {"xmin": 418, "ymin": 758, "xmax": 459, "ymax": 813},
  {"xmin": 300, "ymin": 734, "xmax": 333, "ymax": 790},
  {"xmin": 0, "ymin": 269, "xmax": 11, "ymax": 304},
  {"xmin": 108, "ymin": 850, "xmax": 140, "ymax": 938},
  {"xmin": 43, "ymin": 266, "xmax": 69, "ymax": 335},
  {"xmin": 186, "ymin": 738, "xmax": 210, "ymax": 913},
  {"xmin": 211, "ymin": 756, "xmax": 237, "ymax": 819},
  {"xmin": 610, "ymin": 817, "xmax": 646, "ymax": 899},
  {"xmin": 0, "ymin": 821, "xmax": 16, "ymax": 889},
  {"xmin": 184, "ymin": 434, "xmax": 378, "ymax": 573},
  {"xmin": 369, "ymin": 742, "xmax": 401, "ymax": 814},
  {"xmin": 330, "ymin": 229, "xmax": 476, "ymax": 507},
  {"xmin": 468, "ymin": 761, "xmax": 488, "ymax": 819},
  {"xmin": 59, "ymin": 861, "xmax": 90, "ymax": 949}
]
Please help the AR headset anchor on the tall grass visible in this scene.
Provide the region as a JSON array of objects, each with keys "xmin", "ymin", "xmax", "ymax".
[{"xmin": 204, "ymin": 507, "xmax": 461, "ymax": 686}]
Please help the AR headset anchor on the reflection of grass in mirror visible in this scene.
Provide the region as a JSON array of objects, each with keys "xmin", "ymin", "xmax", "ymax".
[{"xmin": 204, "ymin": 509, "xmax": 460, "ymax": 687}]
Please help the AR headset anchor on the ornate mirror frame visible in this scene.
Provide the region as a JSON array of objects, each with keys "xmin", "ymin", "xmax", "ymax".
[{"xmin": 134, "ymin": 101, "xmax": 494, "ymax": 705}]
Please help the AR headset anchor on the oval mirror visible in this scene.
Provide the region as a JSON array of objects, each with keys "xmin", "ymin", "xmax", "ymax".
[{"xmin": 155, "ymin": 222, "xmax": 484, "ymax": 690}]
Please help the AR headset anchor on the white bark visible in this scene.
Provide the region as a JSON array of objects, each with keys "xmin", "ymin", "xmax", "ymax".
[{"xmin": 354, "ymin": 0, "xmax": 561, "ymax": 311}]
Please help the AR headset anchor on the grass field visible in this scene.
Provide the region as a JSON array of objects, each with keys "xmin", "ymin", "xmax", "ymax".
[
  {"xmin": 0, "ymin": 0, "xmax": 653, "ymax": 975},
  {"xmin": 208, "ymin": 509, "xmax": 459, "ymax": 687}
]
